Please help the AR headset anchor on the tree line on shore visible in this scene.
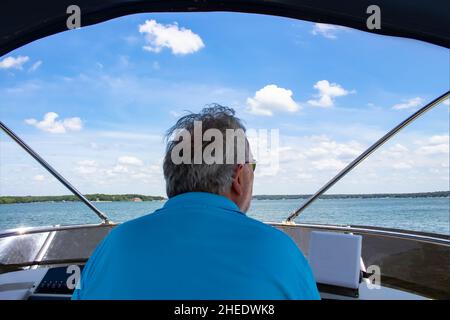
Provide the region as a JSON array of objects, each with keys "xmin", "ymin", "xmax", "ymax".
[
  {"xmin": 0, "ymin": 194, "xmax": 165, "ymax": 204},
  {"xmin": 0, "ymin": 191, "xmax": 448, "ymax": 204},
  {"xmin": 253, "ymin": 191, "xmax": 449, "ymax": 200}
]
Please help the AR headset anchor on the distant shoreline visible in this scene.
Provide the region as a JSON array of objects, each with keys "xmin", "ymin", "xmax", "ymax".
[
  {"xmin": 0, "ymin": 194, "xmax": 165, "ymax": 205},
  {"xmin": 253, "ymin": 191, "xmax": 449, "ymax": 200},
  {"xmin": 0, "ymin": 191, "xmax": 448, "ymax": 204}
]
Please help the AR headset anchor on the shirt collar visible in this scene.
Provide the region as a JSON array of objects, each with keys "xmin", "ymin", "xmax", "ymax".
[{"xmin": 163, "ymin": 192, "xmax": 243, "ymax": 214}]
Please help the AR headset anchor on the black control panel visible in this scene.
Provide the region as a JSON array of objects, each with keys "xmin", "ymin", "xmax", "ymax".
[{"xmin": 34, "ymin": 265, "xmax": 84, "ymax": 295}]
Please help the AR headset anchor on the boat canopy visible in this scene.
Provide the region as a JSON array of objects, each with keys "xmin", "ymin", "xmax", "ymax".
[{"xmin": 1, "ymin": 0, "xmax": 449, "ymax": 56}]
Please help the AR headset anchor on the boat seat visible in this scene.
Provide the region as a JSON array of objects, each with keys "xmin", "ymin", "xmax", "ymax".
[{"xmin": 308, "ymin": 231, "xmax": 362, "ymax": 291}]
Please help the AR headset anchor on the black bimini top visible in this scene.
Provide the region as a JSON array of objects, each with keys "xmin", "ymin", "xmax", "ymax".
[{"xmin": 1, "ymin": 0, "xmax": 449, "ymax": 56}]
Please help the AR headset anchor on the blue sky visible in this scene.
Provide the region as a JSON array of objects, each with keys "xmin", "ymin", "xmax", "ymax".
[{"xmin": 0, "ymin": 12, "xmax": 449, "ymax": 196}]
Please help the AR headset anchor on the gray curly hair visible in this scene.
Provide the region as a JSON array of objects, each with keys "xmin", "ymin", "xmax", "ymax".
[{"xmin": 163, "ymin": 104, "xmax": 248, "ymax": 198}]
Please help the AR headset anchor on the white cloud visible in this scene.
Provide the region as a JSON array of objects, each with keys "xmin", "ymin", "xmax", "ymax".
[
  {"xmin": 75, "ymin": 160, "xmax": 98, "ymax": 175},
  {"xmin": 28, "ymin": 60, "xmax": 42, "ymax": 72},
  {"xmin": 388, "ymin": 143, "xmax": 409, "ymax": 153},
  {"xmin": 443, "ymin": 99, "xmax": 449, "ymax": 106},
  {"xmin": 428, "ymin": 135, "xmax": 449, "ymax": 145},
  {"xmin": 78, "ymin": 160, "xmax": 97, "ymax": 166},
  {"xmin": 392, "ymin": 162, "xmax": 413, "ymax": 170},
  {"xmin": 305, "ymin": 140, "xmax": 362, "ymax": 160},
  {"xmin": 118, "ymin": 156, "xmax": 144, "ymax": 166},
  {"xmin": 111, "ymin": 164, "xmax": 130, "ymax": 174},
  {"xmin": 311, "ymin": 23, "xmax": 346, "ymax": 39},
  {"xmin": 297, "ymin": 172, "xmax": 313, "ymax": 180},
  {"xmin": 307, "ymin": 80, "xmax": 350, "ymax": 108},
  {"xmin": 33, "ymin": 175, "xmax": 45, "ymax": 182},
  {"xmin": 380, "ymin": 143, "xmax": 410, "ymax": 159},
  {"xmin": 74, "ymin": 156, "xmax": 157, "ymax": 181},
  {"xmin": 246, "ymin": 84, "xmax": 300, "ymax": 116},
  {"xmin": 62, "ymin": 117, "xmax": 83, "ymax": 131},
  {"xmin": 263, "ymin": 130, "xmax": 448, "ymax": 194},
  {"xmin": 104, "ymin": 157, "xmax": 160, "ymax": 180},
  {"xmin": 312, "ymin": 158, "xmax": 347, "ymax": 171},
  {"xmin": 0, "ymin": 55, "xmax": 29, "ymax": 70},
  {"xmin": 414, "ymin": 134, "xmax": 449, "ymax": 155},
  {"xmin": 138, "ymin": 19, "xmax": 204, "ymax": 55},
  {"xmin": 392, "ymin": 97, "xmax": 423, "ymax": 110},
  {"xmin": 417, "ymin": 144, "xmax": 449, "ymax": 155},
  {"xmin": 25, "ymin": 112, "xmax": 83, "ymax": 134}
]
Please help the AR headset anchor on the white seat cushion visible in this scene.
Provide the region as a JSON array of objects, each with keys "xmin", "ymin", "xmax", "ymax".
[{"xmin": 308, "ymin": 231, "xmax": 362, "ymax": 289}]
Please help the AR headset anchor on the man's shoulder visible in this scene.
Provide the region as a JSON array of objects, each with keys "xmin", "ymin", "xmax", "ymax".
[
  {"xmin": 108, "ymin": 207, "xmax": 298, "ymax": 255},
  {"xmin": 240, "ymin": 216, "xmax": 299, "ymax": 250},
  {"xmin": 104, "ymin": 210, "xmax": 163, "ymax": 241}
]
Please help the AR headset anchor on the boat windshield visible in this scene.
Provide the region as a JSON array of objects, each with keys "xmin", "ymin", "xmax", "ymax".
[{"xmin": 0, "ymin": 12, "xmax": 448, "ymax": 234}]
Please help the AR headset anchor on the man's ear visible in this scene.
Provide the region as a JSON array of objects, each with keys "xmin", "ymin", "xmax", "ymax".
[{"xmin": 231, "ymin": 165, "xmax": 244, "ymax": 196}]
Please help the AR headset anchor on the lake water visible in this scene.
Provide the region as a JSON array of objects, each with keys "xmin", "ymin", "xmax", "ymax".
[{"xmin": 0, "ymin": 197, "xmax": 448, "ymax": 235}]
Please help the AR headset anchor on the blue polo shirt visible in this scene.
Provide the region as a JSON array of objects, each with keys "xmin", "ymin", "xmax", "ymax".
[{"xmin": 72, "ymin": 192, "xmax": 320, "ymax": 300}]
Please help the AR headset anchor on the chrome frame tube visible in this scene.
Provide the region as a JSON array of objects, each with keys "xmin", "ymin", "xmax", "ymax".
[
  {"xmin": 285, "ymin": 91, "xmax": 450, "ymax": 223},
  {"xmin": 271, "ymin": 222, "xmax": 450, "ymax": 246},
  {"xmin": 1, "ymin": 221, "xmax": 447, "ymax": 246},
  {"xmin": 0, "ymin": 222, "xmax": 115, "ymax": 239},
  {"xmin": 0, "ymin": 121, "xmax": 111, "ymax": 223}
]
